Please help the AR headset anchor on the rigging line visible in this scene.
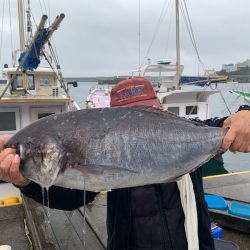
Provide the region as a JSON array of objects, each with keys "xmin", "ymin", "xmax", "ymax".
[
  {"xmin": 8, "ymin": 0, "xmax": 14, "ymax": 63},
  {"xmin": 180, "ymin": 0, "xmax": 206, "ymax": 71},
  {"xmin": 0, "ymin": 0, "xmax": 6, "ymax": 66},
  {"xmin": 227, "ymin": 95, "xmax": 241, "ymax": 110},
  {"xmin": 183, "ymin": 0, "xmax": 207, "ymax": 70},
  {"xmin": 180, "ymin": 0, "xmax": 199, "ymax": 57},
  {"xmin": 48, "ymin": 38, "xmax": 62, "ymax": 72},
  {"xmin": 219, "ymin": 90, "xmax": 232, "ymax": 115},
  {"xmin": 48, "ymin": 41, "xmax": 60, "ymax": 67},
  {"xmin": 164, "ymin": 0, "xmax": 175, "ymax": 58},
  {"xmin": 179, "ymin": 0, "xmax": 205, "ymax": 70},
  {"xmin": 50, "ymin": 37, "xmax": 60, "ymax": 65},
  {"xmin": 179, "ymin": 1, "xmax": 196, "ymax": 50},
  {"xmin": 41, "ymin": 0, "xmax": 48, "ymax": 15},
  {"xmin": 47, "ymin": 0, "xmax": 51, "ymax": 25},
  {"xmin": 138, "ymin": 0, "xmax": 141, "ymax": 70},
  {"xmin": 22, "ymin": 0, "xmax": 27, "ymax": 44},
  {"xmin": 41, "ymin": 49, "xmax": 68, "ymax": 95},
  {"xmin": 142, "ymin": 0, "xmax": 172, "ymax": 65},
  {"xmin": 30, "ymin": 11, "xmax": 38, "ymax": 30},
  {"xmin": 38, "ymin": 0, "xmax": 45, "ymax": 16},
  {"xmin": 179, "ymin": 3, "xmax": 200, "ymax": 69},
  {"xmin": 144, "ymin": 1, "xmax": 171, "ymax": 64}
]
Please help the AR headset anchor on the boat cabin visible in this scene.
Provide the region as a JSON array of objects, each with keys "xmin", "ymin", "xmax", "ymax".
[
  {"xmin": 0, "ymin": 67, "xmax": 77, "ymax": 135},
  {"xmin": 132, "ymin": 60, "xmax": 219, "ymax": 120},
  {"xmin": 158, "ymin": 89, "xmax": 219, "ymax": 120}
]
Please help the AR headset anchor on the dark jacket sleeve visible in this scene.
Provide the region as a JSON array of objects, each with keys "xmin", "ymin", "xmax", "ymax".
[
  {"xmin": 19, "ymin": 181, "xmax": 97, "ymax": 211},
  {"xmin": 194, "ymin": 105, "xmax": 250, "ymax": 127}
]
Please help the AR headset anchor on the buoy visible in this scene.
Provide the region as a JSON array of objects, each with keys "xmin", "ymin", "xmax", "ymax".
[{"xmin": 3, "ymin": 197, "xmax": 20, "ymax": 205}]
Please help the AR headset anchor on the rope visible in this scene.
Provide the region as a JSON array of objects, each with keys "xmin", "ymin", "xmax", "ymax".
[{"xmin": 177, "ymin": 174, "xmax": 199, "ymax": 250}]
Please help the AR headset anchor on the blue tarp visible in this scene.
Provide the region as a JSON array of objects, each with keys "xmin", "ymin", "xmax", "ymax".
[
  {"xmin": 18, "ymin": 28, "xmax": 49, "ymax": 70},
  {"xmin": 181, "ymin": 76, "xmax": 208, "ymax": 86}
]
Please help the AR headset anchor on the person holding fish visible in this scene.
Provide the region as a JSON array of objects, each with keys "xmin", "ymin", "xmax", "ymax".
[{"xmin": 0, "ymin": 77, "xmax": 250, "ymax": 250}]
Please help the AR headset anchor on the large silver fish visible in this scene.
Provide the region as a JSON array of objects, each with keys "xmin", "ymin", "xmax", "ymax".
[{"xmin": 5, "ymin": 107, "xmax": 226, "ymax": 191}]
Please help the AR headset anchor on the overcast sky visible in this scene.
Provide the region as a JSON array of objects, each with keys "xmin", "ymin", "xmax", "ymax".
[{"xmin": 1, "ymin": 0, "xmax": 250, "ymax": 77}]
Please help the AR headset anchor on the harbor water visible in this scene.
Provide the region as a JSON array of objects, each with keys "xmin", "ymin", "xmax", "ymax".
[{"xmin": 69, "ymin": 81, "xmax": 250, "ymax": 173}]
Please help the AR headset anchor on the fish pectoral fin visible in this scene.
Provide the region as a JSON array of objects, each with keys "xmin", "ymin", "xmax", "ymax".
[{"xmin": 74, "ymin": 164, "xmax": 139, "ymax": 175}]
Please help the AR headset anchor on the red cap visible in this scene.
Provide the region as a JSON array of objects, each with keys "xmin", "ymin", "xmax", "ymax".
[{"xmin": 110, "ymin": 77, "xmax": 160, "ymax": 107}]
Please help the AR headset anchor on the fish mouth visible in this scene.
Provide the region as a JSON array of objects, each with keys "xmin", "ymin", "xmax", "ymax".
[
  {"xmin": 23, "ymin": 165, "xmax": 61, "ymax": 188},
  {"xmin": 19, "ymin": 156, "xmax": 62, "ymax": 188},
  {"xmin": 40, "ymin": 164, "xmax": 61, "ymax": 188}
]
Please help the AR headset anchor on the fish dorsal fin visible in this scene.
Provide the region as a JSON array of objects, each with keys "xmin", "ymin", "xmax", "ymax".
[
  {"xmin": 129, "ymin": 105, "xmax": 178, "ymax": 117},
  {"xmin": 129, "ymin": 106, "xmax": 207, "ymax": 127}
]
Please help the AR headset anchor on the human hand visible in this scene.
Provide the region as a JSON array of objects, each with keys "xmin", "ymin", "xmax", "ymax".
[
  {"xmin": 0, "ymin": 135, "xmax": 30, "ymax": 186},
  {"xmin": 222, "ymin": 110, "xmax": 250, "ymax": 152}
]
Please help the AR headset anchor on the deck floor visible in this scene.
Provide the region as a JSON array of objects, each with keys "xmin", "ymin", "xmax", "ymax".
[
  {"xmin": 0, "ymin": 204, "xmax": 31, "ymax": 250},
  {"xmin": 1, "ymin": 175, "xmax": 250, "ymax": 250}
]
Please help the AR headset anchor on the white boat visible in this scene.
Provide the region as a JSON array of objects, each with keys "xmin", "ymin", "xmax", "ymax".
[
  {"xmin": 86, "ymin": 0, "xmax": 219, "ymax": 121},
  {"xmin": 0, "ymin": 1, "xmax": 78, "ymax": 200},
  {"xmin": 85, "ymin": 85, "xmax": 112, "ymax": 109}
]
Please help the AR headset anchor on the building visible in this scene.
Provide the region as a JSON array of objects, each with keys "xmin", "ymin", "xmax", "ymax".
[
  {"xmin": 236, "ymin": 59, "xmax": 250, "ymax": 68},
  {"xmin": 222, "ymin": 63, "xmax": 237, "ymax": 73}
]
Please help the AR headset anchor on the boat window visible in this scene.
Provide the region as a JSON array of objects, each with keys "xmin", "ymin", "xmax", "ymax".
[
  {"xmin": 28, "ymin": 75, "xmax": 35, "ymax": 90},
  {"xmin": 10, "ymin": 74, "xmax": 35, "ymax": 90},
  {"xmin": 0, "ymin": 112, "xmax": 16, "ymax": 131},
  {"xmin": 11, "ymin": 74, "xmax": 23, "ymax": 89},
  {"xmin": 186, "ymin": 106, "xmax": 198, "ymax": 115},
  {"xmin": 0, "ymin": 108, "xmax": 20, "ymax": 133},
  {"xmin": 168, "ymin": 106, "xmax": 179, "ymax": 115},
  {"xmin": 40, "ymin": 78, "xmax": 52, "ymax": 86},
  {"xmin": 38, "ymin": 112, "xmax": 55, "ymax": 119}
]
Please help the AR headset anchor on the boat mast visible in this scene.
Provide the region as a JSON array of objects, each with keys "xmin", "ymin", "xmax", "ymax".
[
  {"xmin": 26, "ymin": 0, "xmax": 33, "ymax": 44},
  {"xmin": 17, "ymin": 0, "xmax": 25, "ymax": 51},
  {"xmin": 175, "ymin": 0, "xmax": 181, "ymax": 89}
]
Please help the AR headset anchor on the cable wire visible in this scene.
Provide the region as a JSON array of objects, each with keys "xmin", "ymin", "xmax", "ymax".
[
  {"xmin": 8, "ymin": 0, "xmax": 14, "ymax": 63},
  {"xmin": 0, "ymin": 0, "xmax": 6, "ymax": 66},
  {"xmin": 142, "ymin": 0, "xmax": 173, "ymax": 66}
]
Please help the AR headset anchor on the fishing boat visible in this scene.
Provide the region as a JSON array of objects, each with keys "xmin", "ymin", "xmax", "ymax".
[
  {"xmin": 85, "ymin": 85, "xmax": 111, "ymax": 109},
  {"xmin": 129, "ymin": 0, "xmax": 221, "ymax": 122},
  {"xmin": 0, "ymin": 1, "xmax": 81, "ymax": 248},
  {"xmin": 0, "ymin": 0, "xmax": 79, "ymax": 192}
]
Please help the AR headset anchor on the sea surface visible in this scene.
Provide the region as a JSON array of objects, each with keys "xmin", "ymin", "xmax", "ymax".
[{"xmin": 68, "ymin": 81, "xmax": 250, "ymax": 173}]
